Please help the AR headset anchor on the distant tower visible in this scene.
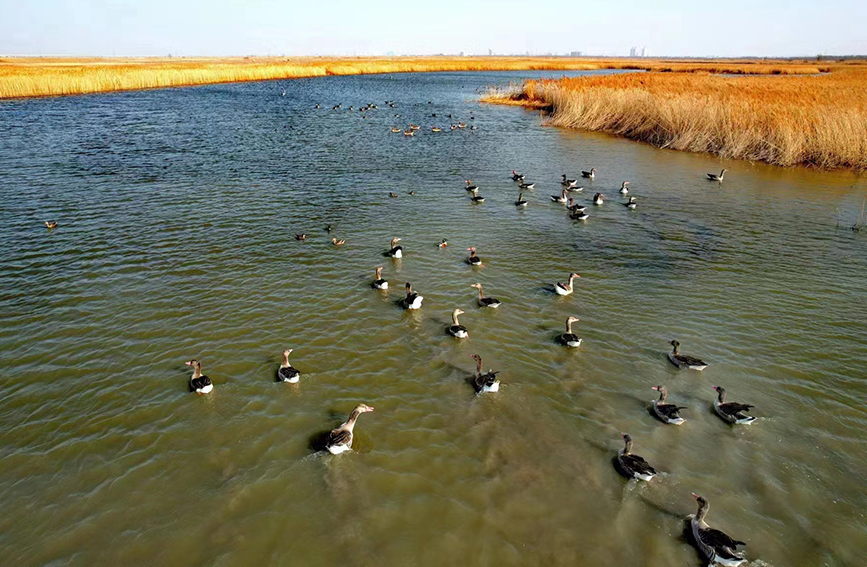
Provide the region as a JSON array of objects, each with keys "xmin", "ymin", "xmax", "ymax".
[
  {"xmin": 641, "ymin": 46, "xmax": 648, "ymax": 57},
  {"xmin": 629, "ymin": 46, "xmax": 637, "ymax": 57},
  {"xmin": 488, "ymin": 48, "xmax": 493, "ymax": 56}
]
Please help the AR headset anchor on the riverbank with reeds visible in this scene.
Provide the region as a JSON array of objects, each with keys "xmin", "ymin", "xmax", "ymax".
[
  {"xmin": 482, "ymin": 62, "xmax": 867, "ymax": 171},
  {"xmin": 0, "ymin": 56, "xmax": 830, "ymax": 99}
]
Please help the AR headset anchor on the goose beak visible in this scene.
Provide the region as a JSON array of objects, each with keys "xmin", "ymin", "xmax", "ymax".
[{"xmin": 691, "ymin": 492, "xmax": 700, "ymax": 499}]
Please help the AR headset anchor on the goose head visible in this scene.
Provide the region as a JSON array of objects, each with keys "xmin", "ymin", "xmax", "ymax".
[
  {"xmin": 375, "ymin": 266, "xmax": 383, "ymax": 278},
  {"xmin": 391, "ymin": 237, "xmax": 401, "ymax": 247},
  {"xmin": 353, "ymin": 403, "xmax": 375, "ymax": 414}
]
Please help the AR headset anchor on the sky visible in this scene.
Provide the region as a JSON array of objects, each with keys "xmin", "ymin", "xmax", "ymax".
[{"xmin": 1, "ymin": 0, "xmax": 864, "ymax": 58}]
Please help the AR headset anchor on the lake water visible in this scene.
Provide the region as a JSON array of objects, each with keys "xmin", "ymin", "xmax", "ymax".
[{"xmin": 1, "ymin": 70, "xmax": 866, "ymax": 567}]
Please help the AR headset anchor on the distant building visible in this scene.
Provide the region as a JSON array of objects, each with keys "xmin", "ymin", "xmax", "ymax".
[
  {"xmin": 570, "ymin": 51, "xmax": 582, "ymax": 57},
  {"xmin": 488, "ymin": 48, "xmax": 493, "ymax": 56},
  {"xmin": 641, "ymin": 47, "xmax": 648, "ymax": 57},
  {"xmin": 629, "ymin": 46, "xmax": 637, "ymax": 57}
]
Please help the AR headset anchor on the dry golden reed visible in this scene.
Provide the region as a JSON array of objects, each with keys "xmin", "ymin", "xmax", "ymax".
[{"xmin": 485, "ymin": 64, "xmax": 867, "ymax": 170}]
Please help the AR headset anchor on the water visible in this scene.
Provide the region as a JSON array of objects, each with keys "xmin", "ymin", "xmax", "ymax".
[{"xmin": 1, "ymin": 70, "xmax": 866, "ymax": 567}]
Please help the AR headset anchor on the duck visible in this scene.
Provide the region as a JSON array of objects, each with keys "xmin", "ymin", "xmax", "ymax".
[
  {"xmin": 688, "ymin": 493, "xmax": 748, "ymax": 566},
  {"xmin": 465, "ymin": 180, "xmax": 479, "ymax": 192},
  {"xmin": 389, "ymin": 192, "xmax": 400, "ymax": 198},
  {"xmin": 707, "ymin": 169, "xmax": 727, "ymax": 182},
  {"xmin": 592, "ymin": 193, "xmax": 604, "ymax": 205},
  {"xmin": 469, "ymin": 189, "xmax": 485, "ymax": 203},
  {"xmin": 325, "ymin": 224, "xmax": 334, "ymax": 232},
  {"xmin": 558, "ymin": 316, "xmax": 582, "ymax": 347},
  {"xmin": 387, "ymin": 238, "xmax": 403, "ymax": 258},
  {"xmin": 550, "ymin": 189, "xmax": 568, "ymax": 203},
  {"xmin": 277, "ymin": 349, "xmax": 301, "ymax": 383},
  {"xmin": 44, "ymin": 221, "xmax": 58, "ymax": 229},
  {"xmin": 515, "ymin": 192, "xmax": 528, "ymax": 207},
  {"xmin": 403, "ymin": 129, "xmax": 414, "ymax": 136},
  {"xmin": 294, "ymin": 234, "xmax": 308, "ymax": 241},
  {"xmin": 471, "ymin": 283, "xmax": 501, "ymax": 308},
  {"xmin": 400, "ymin": 282, "xmax": 423, "ymax": 309},
  {"xmin": 561, "ymin": 174, "xmax": 579, "ymax": 188},
  {"xmin": 410, "ymin": 123, "xmax": 420, "ymax": 130},
  {"xmin": 619, "ymin": 181, "xmax": 630, "ymax": 194},
  {"xmin": 315, "ymin": 103, "xmax": 320, "ymax": 109},
  {"xmin": 185, "ymin": 359, "xmax": 213, "ymax": 394},
  {"xmin": 510, "ymin": 170, "xmax": 525, "ymax": 181},
  {"xmin": 331, "ymin": 238, "xmax": 346, "ymax": 246},
  {"xmin": 391, "ymin": 127, "xmax": 401, "ymax": 133},
  {"xmin": 437, "ymin": 239, "xmax": 448, "ymax": 248},
  {"xmin": 457, "ymin": 122, "xmax": 467, "ymax": 129},
  {"xmin": 651, "ymin": 386, "xmax": 686, "ymax": 425},
  {"xmin": 325, "ymin": 404, "xmax": 375, "ymax": 455},
  {"xmin": 519, "ymin": 181, "xmax": 536, "ymax": 190},
  {"xmin": 582, "ymin": 167, "xmax": 597, "ymax": 179},
  {"xmin": 470, "ymin": 354, "xmax": 500, "ymax": 393},
  {"xmin": 554, "ymin": 272, "xmax": 580, "ymax": 295},
  {"xmin": 616, "ymin": 433, "xmax": 657, "ymax": 481},
  {"xmin": 431, "ymin": 126, "xmax": 442, "ymax": 132},
  {"xmin": 712, "ymin": 386, "xmax": 756, "ymax": 425},
  {"xmin": 447, "ymin": 308, "xmax": 469, "ymax": 338},
  {"xmin": 372, "ymin": 266, "xmax": 388, "ymax": 289},
  {"xmin": 466, "ymin": 247, "xmax": 482, "ymax": 266},
  {"xmin": 408, "ymin": 191, "xmax": 416, "ymax": 196},
  {"xmin": 624, "ymin": 196, "xmax": 637, "ymax": 210},
  {"xmin": 668, "ymin": 340, "xmax": 707, "ymax": 370}
]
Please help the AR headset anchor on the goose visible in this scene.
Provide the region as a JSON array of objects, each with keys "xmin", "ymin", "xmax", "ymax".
[
  {"xmin": 470, "ymin": 354, "xmax": 500, "ymax": 393},
  {"xmin": 616, "ymin": 433, "xmax": 657, "ymax": 481},
  {"xmin": 431, "ymin": 126, "xmax": 441, "ymax": 132},
  {"xmin": 44, "ymin": 221, "xmax": 58, "ymax": 229},
  {"xmin": 387, "ymin": 238, "xmax": 403, "ymax": 258},
  {"xmin": 465, "ymin": 180, "xmax": 479, "ymax": 192},
  {"xmin": 400, "ymin": 282, "xmax": 423, "ymax": 309},
  {"xmin": 437, "ymin": 239, "xmax": 448, "ymax": 248},
  {"xmin": 403, "ymin": 129, "xmax": 414, "ymax": 136},
  {"xmin": 469, "ymin": 189, "xmax": 485, "ymax": 203},
  {"xmin": 712, "ymin": 386, "xmax": 756, "ymax": 425},
  {"xmin": 559, "ymin": 316, "xmax": 582, "ymax": 347},
  {"xmin": 466, "ymin": 247, "xmax": 482, "ymax": 266},
  {"xmin": 294, "ymin": 234, "xmax": 308, "ymax": 241},
  {"xmin": 471, "ymin": 283, "xmax": 501, "ymax": 308},
  {"xmin": 689, "ymin": 493, "xmax": 748, "ymax": 566},
  {"xmin": 554, "ymin": 272, "xmax": 580, "ymax": 295},
  {"xmin": 651, "ymin": 386, "xmax": 686, "ymax": 425},
  {"xmin": 331, "ymin": 238, "xmax": 346, "ymax": 246},
  {"xmin": 391, "ymin": 127, "xmax": 401, "ymax": 133},
  {"xmin": 388, "ymin": 192, "xmax": 399, "ymax": 198},
  {"xmin": 185, "ymin": 359, "xmax": 213, "ymax": 394},
  {"xmin": 457, "ymin": 122, "xmax": 467, "ymax": 129},
  {"xmin": 510, "ymin": 170, "xmax": 525, "ymax": 181},
  {"xmin": 571, "ymin": 209, "xmax": 590, "ymax": 221},
  {"xmin": 624, "ymin": 196, "xmax": 637, "ymax": 210},
  {"xmin": 519, "ymin": 181, "xmax": 536, "ymax": 190},
  {"xmin": 668, "ymin": 340, "xmax": 707, "ymax": 370},
  {"xmin": 325, "ymin": 404, "xmax": 375, "ymax": 455},
  {"xmin": 550, "ymin": 189, "xmax": 568, "ymax": 203},
  {"xmin": 561, "ymin": 174, "xmax": 579, "ymax": 188},
  {"xmin": 410, "ymin": 123, "xmax": 420, "ymax": 130},
  {"xmin": 277, "ymin": 349, "xmax": 301, "ymax": 383},
  {"xmin": 582, "ymin": 167, "xmax": 597, "ymax": 179},
  {"xmin": 447, "ymin": 308, "xmax": 469, "ymax": 338},
  {"xmin": 619, "ymin": 181, "xmax": 630, "ymax": 194},
  {"xmin": 372, "ymin": 267, "xmax": 388, "ymax": 289},
  {"xmin": 566, "ymin": 198, "xmax": 586, "ymax": 213},
  {"xmin": 593, "ymin": 193, "xmax": 604, "ymax": 205},
  {"xmin": 707, "ymin": 169, "xmax": 727, "ymax": 182},
  {"xmin": 515, "ymin": 192, "xmax": 528, "ymax": 207}
]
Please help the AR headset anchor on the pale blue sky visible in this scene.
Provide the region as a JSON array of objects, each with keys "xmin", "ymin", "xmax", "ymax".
[{"xmin": 1, "ymin": 0, "xmax": 864, "ymax": 57}]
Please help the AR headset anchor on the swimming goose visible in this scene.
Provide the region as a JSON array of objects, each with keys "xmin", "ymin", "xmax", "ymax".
[
  {"xmin": 466, "ymin": 247, "xmax": 482, "ymax": 266},
  {"xmin": 44, "ymin": 221, "xmax": 58, "ymax": 229},
  {"xmin": 689, "ymin": 493, "xmax": 748, "ymax": 566},
  {"xmin": 559, "ymin": 316, "xmax": 582, "ymax": 347},
  {"xmin": 515, "ymin": 192, "xmax": 528, "ymax": 207},
  {"xmin": 403, "ymin": 129, "xmax": 414, "ymax": 136},
  {"xmin": 277, "ymin": 349, "xmax": 301, "ymax": 383},
  {"xmin": 519, "ymin": 181, "xmax": 536, "ymax": 190},
  {"xmin": 616, "ymin": 433, "xmax": 657, "ymax": 481},
  {"xmin": 551, "ymin": 189, "xmax": 568, "ymax": 203},
  {"xmin": 554, "ymin": 272, "xmax": 580, "ymax": 296},
  {"xmin": 510, "ymin": 170, "xmax": 525, "ymax": 181},
  {"xmin": 400, "ymin": 282, "xmax": 423, "ymax": 309},
  {"xmin": 593, "ymin": 193, "xmax": 604, "ymax": 205},
  {"xmin": 624, "ymin": 196, "xmax": 637, "ymax": 210},
  {"xmin": 457, "ymin": 122, "xmax": 467, "ymax": 129},
  {"xmin": 471, "ymin": 283, "xmax": 501, "ymax": 308},
  {"xmin": 325, "ymin": 403, "xmax": 375, "ymax": 455},
  {"xmin": 712, "ymin": 386, "xmax": 756, "ymax": 425},
  {"xmin": 331, "ymin": 238, "xmax": 346, "ymax": 246},
  {"xmin": 471, "ymin": 354, "xmax": 500, "ymax": 393},
  {"xmin": 707, "ymin": 169, "xmax": 727, "ymax": 182},
  {"xmin": 437, "ymin": 239, "xmax": 448, "ymax": 248},
  {"xmin": 571, "ymin": 209, "xmax": 590, "ymax": 221},
  {"xmin": 651, "ymin": 386, "xmax": 686, "ymax": 425},
  {"xmin": 387, "ymin": 238, "xmax": 403, "ymax": 258},
  {"xmin": 391, "ymin": 127, "xmax": 401, "ymax": 133},
  {"xmin": 465, "ymin": 180, "xmax": 478, "ymax": 192},
  {"xmin": 294, "ymin": 234, "xmax": 308, "ymax": 241},
  {"xmin": 388, "ymin": 192, "xmax": 399, "ymax": 198},
  {"xmin": 410, "ymin": 123, "xmax": 420, "ymax": 130},
  {"xmin": 566, "ymin": 198, "xmax": 586, "ymax": 213},
  {"xmin": 619, "ymin": 181, "xmax": 630, "ymax": 194},
  {"xmin": 431, "ymin": 126, "xmax": 442, "ymax": 132},
  {"xmin": 372, "ymin": 266, "xmax": 388, "ymax": 289},
  {"xmin": 469, "ymin": 189, "xmax": 485, "ymax": 203},
  {"xmin": 561, "ymin": 174, "xmax": 579, "ymax": 188},
  {"xmin": 668, "ymin": 340, "xmax": 707, "ymax": 370},
  {"xmin": 582, "ymin": 167, "xmax": 597, "ymax": 179},
  {"xmin": 185, "ymin": 359, "xmax": 213, "ymax": 394},
  {"xmin": 447, "ymin": 308, "xmax": 469, "ymax": 338}
]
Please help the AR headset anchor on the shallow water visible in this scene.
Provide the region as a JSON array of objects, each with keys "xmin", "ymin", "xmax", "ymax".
[{"xmin": 1, "ymin": 70, "xmax": 866, "ymax": 567}]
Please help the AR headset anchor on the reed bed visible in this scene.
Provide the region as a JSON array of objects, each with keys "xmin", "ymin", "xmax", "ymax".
[
  {"xmin": 0, "ymin": 56, "xmax": 829, "ymax": 99},
  {"xmin": 484, "ymin": 65, "xmax": 867, "ymax": 170}
]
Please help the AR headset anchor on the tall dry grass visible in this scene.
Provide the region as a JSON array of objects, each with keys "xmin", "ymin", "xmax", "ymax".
[
  {"xmin": 485, "ymin": 66, "xmax": 867, "ymax": 170},
  {"xmin": 0, "ymin": 56, "xmax": 830, "ymax": 99}
]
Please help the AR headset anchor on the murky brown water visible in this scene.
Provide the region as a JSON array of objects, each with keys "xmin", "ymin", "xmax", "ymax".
[{"xmin": 1, "ymin": 71, "xmax": 866, "ymax": 567}]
